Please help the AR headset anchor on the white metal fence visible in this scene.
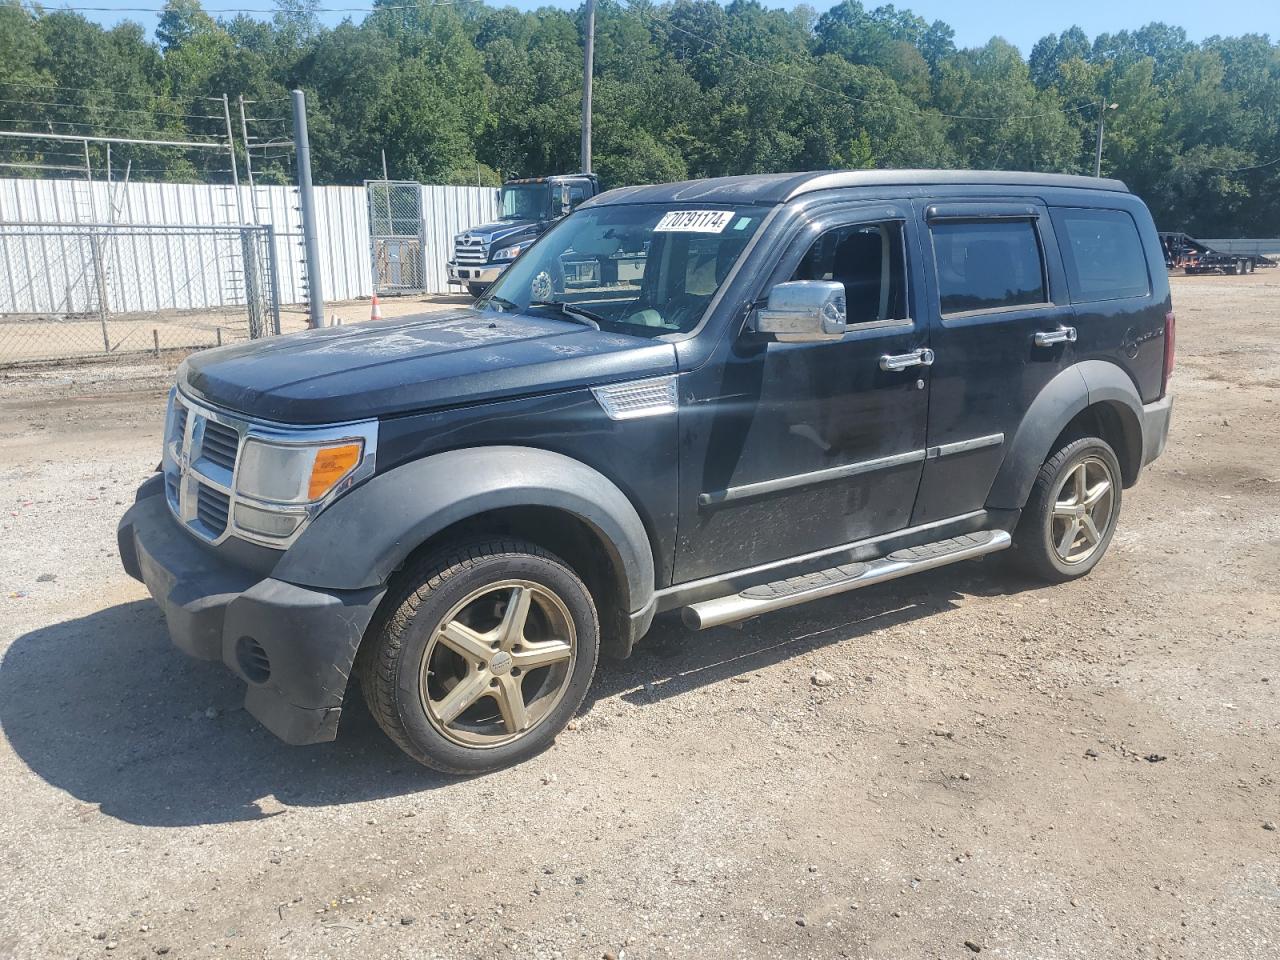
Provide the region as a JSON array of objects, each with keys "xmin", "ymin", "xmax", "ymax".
[
  {"xmin": 0, "ymin": 221, "xmax": 277, "ymax": 364},
  {"xmin": 0, "ymin": 177, "xmax": 498, "ymax": 305}
]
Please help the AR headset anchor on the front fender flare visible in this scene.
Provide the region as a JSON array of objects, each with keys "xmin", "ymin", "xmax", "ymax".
[
  {"xmin": 271, "ymin": 446, "xmax": 656, "ymax": 615},
  {"xmin": 987, "ymin": 361, "xmax": 1145, "ymax": 510}
]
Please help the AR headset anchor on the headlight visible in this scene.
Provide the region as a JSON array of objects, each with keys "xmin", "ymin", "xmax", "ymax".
[
  {"xmin": 236, "ymin": 438, "xmax": 365, "ymax": 504},
  {"xmin": 493, "ymin": 241, "xmax": 531, "ymax": 262}
]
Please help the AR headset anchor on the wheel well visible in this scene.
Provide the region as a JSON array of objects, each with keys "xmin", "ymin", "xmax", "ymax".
[
  {"xmin": 1051, "ymin": 401, "xmax": 1142, "ymax": 487},
  {"xmin": 386, "ymin": 506, "xmax": 631, "ymax": 657}
]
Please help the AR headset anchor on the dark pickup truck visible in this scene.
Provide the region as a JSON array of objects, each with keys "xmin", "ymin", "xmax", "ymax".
[
  {"xmin": 119, "ymin": 169, "xmax": 1173, "ymax": 774},
  {"xmin": 447, "ymin": 174, "xmax": 599, "ymax": 297}
]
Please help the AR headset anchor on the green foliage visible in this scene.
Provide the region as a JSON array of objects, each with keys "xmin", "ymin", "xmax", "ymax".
[{"xmin": 0, "ymin": 0, "xmax": 1276, "ymax": 234}]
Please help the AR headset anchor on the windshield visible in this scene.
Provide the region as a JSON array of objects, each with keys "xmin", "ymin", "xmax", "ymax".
[
  {"xmin": 478, "ymin": 203, "xmax": 766, "ymax": 336},
  {"xmin": 499, "ymin": 183, "xmax": 551, "ymax": 221}
]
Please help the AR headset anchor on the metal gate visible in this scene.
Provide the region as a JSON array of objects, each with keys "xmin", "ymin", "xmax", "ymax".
[
  {"xmin": 0, "ymin": 222, "xmax": 281, "ymax": 366},
  {"xmin": 366, "ymin": 180, "xmax": 426, "ymax": 294}
]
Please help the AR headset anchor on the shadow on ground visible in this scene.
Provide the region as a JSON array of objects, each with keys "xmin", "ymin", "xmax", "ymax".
[{"xmin": 1, "ymin": 558, "xmax": 1038, "ymax": 828}]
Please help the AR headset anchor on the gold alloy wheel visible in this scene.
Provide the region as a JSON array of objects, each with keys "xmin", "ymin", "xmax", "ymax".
[
  {"xmin": 1049, "ymin": 455, "xmax": 1116, "ymax": 565},
  {"xmin": 418, "ymin": 580, "xmax": 577, "ymax": 748}
]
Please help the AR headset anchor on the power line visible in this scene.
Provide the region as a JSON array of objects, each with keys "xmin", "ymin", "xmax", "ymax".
[
  {"xmin": 0, "ymin": 96, "xmax": 224, "ymax": 121},
  {"xmin": 0, "ymin": 119, "xmax": 226, "ymax": 141},
  {"xmin": 1208, "ymin": 153, "xmax": 1280, "ymax": 174},
  {"xmin": 40, "ymin": 0, "xmax": 483, "ymax": 13},
  {"xmin": 0, "ymin": 129, "xmax": 228, "ymax": 149},
  {"xmin": 624, "ymin": 0, "xmax": 1093, "ymax": 125}
]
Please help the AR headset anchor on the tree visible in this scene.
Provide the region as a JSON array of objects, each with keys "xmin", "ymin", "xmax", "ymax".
[{"xmin": 0, "ymin": 0, "xmax": 1274, "ymax": 235}]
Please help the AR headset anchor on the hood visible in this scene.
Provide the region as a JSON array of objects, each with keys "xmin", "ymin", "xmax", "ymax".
[
  {"xmin": 458, "ymin": 220, "xmax": 542, "ymax": 247},
  {"xmin": 179, "ymin": 309, "xmax": 676, "ymax": 425}
]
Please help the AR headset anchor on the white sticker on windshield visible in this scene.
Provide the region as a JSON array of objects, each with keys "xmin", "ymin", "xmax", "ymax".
[{"xmin": 654, "ymin": 210, "xmax": 735, "ymax": 233}]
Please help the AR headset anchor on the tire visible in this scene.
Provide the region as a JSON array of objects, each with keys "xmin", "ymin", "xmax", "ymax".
[
  {"xmin": 467, "ymin": 282, "xmax": 488, "ymax": 298},
  {"xmin": 1012, "ymin": 436, "xmax": 1123, "ymax": 584},
  {"xmin": 358, "ymin": 539, "xmax": 599, "ymax": 774}
]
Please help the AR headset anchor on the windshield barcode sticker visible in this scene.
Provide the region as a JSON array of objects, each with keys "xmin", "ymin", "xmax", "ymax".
[{"xmin": 654, "ymin": 210, "xmax": 736, "ymax": 233}]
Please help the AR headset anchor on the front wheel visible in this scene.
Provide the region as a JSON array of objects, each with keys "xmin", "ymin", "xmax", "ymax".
[
  {"xmin": 359, "ymin": 539, "xmax": 599, "ymax": 774},
  {"xmin": 1012, "ymin": 436, "xmax": 1123, "ymax": 583}
]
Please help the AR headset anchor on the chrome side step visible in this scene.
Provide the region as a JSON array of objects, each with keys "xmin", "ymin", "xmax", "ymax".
[{"xmin": 680, "ymin": 530, "xmax": 1011, "ymax": 630}]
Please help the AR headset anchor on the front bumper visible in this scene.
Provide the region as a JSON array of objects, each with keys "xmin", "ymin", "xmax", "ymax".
[
  {"xmin": 446, "ymin": 261, "xmax": 504, "ymax": 286},
  {"xmin": 1141, "ymin": 393, "xmax": 1173, "ymax": 466},
  {"xmin": 118, "ymin": 479, "xmax": 385, "ymax": 745}
]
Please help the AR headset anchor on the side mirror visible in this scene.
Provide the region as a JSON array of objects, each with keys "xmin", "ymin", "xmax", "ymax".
[
  {"xmin": 752, "ymin": 281, "xmax": 847, "ymax": 342},
  {"xmin": 560, "ymin": 184, "xmax": 572, "ymax": 217}
]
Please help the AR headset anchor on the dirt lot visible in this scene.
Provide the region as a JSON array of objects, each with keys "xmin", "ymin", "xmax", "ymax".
[
  {"xmin": 0, "ymin": 293, "xmax": 464, "ymax": 365},
  {"xmin": 0, "ymin": 274, "xmax": 1276, "ymax": 960}
]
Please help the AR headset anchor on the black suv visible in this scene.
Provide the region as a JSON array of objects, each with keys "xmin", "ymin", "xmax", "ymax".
[{"xmin": 119, "ymin": 170, "xmax": 1174, "ymax": 773}]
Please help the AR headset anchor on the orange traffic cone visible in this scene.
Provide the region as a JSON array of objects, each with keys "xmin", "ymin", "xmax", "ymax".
[{"xmin": 370, "ymin": 293, "xmax": 384, "ymax": 321}]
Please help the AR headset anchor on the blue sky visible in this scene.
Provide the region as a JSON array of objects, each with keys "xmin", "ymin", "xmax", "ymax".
[{"xmin": 71, "ymin": 0, "xmax": 1279, "ymax": 53}]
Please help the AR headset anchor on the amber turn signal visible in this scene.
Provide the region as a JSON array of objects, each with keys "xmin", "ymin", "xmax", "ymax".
[{"xmin": 307, "ymin": 442, "xmax": 363, "ymax": 500}]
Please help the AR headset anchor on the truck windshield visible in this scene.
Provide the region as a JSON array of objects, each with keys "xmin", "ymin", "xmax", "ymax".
[
  {"xmin": 477, "ymin": 203, "xmax": 766, "ymax": 336},
  {"xmin": 499, "ymin": 183, "xmax": 551, "ymax": 221}
]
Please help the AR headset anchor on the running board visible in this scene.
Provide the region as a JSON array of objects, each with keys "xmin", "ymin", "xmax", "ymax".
[{"xmin": 680, "ymin": 530, "xmax": 1011, "ymax": 630}]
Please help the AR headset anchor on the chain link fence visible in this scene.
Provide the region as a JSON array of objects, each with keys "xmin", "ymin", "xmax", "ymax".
[
  {"xmin": 367, "ymin": 180, "xmax": 426, "ymax": 294},
  {"xmin": 0, "ymin": 222, "xmax": 280, "ymax": 367}
]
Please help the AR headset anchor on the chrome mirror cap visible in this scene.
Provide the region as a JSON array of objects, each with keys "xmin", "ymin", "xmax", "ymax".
[{"xmin": 754, "ymin": 280, "xmax": 847, "ymax": 342}]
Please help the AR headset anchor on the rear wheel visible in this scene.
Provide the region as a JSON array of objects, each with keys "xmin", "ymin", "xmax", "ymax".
[
  {"xmin": 359, "ymin": 539, "xmax": 599, "ymax": 774},
  {"xmin": 1013, "ymin": 436, "xmax": 1123, "ymax": 583}
]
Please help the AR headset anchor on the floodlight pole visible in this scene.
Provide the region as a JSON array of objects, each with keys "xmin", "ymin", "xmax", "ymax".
[
  {"xmin": 292, "ymin": 88, "xmax": 324, "ymax": 330},
  {"xmin": 1094, "ymin": 100, "xmax": 1117, "ymax": 178},
  {"xmin": 580, "ymin": 0, "xmax": 595, "ymax": 174}
]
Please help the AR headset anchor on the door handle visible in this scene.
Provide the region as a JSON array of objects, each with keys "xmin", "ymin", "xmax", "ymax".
[
  {"xmin": 879, "ymin": 348, "xmax": 935, "ymax": 372},
  {"xmin": 1034, "ymin": 326, "xmax": 1077, "ymax": 347}
]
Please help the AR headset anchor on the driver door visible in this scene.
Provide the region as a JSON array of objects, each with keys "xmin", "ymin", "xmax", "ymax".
[{"xmin": 673, "ymin": 205, "xmax": 932, "ymax": 583}]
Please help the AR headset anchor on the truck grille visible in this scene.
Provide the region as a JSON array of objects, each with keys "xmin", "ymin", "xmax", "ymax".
[
  {"xmin": 196, "ymin": 484, "xmax": 231, "ymax": 534},
  {"xmin": 161, "ymin": 391, "xmax": 376, "ymax": 549},
  {"xmin": 164, "ymin": 393, "xmax": 245, "ymax": 543},
  {"xmin": 454, "ymin": 234, "xmax": 489, "ymax": 266},
  {"xmin": 200, "ymin": 420, "xmax": 239, "ymax": 470}
]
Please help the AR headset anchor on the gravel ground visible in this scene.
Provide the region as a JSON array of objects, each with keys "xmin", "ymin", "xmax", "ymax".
[
  {"xmin": 0, "ymin": 293, "xmax": 468, "ymax": 364},
  {"xmin": 0, "ymin": 274, "xmax": 1277, "ymax": 960}
]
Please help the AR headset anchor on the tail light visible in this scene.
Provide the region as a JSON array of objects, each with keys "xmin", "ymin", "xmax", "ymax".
[{"xmin": 1161, "ymin": 309, "xmax": 1176, "ymax": 397}]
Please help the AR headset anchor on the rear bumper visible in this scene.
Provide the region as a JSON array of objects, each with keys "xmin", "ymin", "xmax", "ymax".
[
  {"xmin": 1141, "ymin": 394, "xmax": 1173, "ymax": 467},
  {"xmin": 446, "ymin": 261, "xmax": 504, "ymax": 285},
  {"xmin": 118, "ymin": 482, "xmax": 385, "ymax": 745}
]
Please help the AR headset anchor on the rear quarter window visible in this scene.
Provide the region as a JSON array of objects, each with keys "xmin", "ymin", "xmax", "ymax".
[
  {"xmin": 1051, "ymin": 207, "xmax": 1151, "ymax": 302},
  {"xmin": 930, "ymin": 219, "xmax": 1048, "ymax": 315}
]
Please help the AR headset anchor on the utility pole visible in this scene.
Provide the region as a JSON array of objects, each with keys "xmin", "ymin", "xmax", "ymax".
[
  {"xmin": 1094, "ymin": 100, "xmax": 1117, "ymax": 178},
  {"xmin": 292, "ymin": 88, "xmax": 324, "ymax": 329},
  {"xmin": 580, "ymin": 0, "xmax": 595, "ymax": 174},
  {"xmin": 238, "ymin": 94, "xmax": 258, "ymax": 222},
  {"xmin": 221, "ymin": 93, "xmax": 246, "ymax": 224}
]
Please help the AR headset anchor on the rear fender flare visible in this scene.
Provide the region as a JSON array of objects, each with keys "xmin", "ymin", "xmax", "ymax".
[
  {"xmin": 987, "ymin": 361, "xmax": 1144, "ymax": 510},
  {"xmin": 271, "ymin": 446, "xmax": 656, "ymax": 615}
]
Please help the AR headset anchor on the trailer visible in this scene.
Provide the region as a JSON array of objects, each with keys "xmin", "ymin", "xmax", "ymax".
[{"xmin": 1159, "ymin": 231, "xmax": 1277, "ymax": 274}]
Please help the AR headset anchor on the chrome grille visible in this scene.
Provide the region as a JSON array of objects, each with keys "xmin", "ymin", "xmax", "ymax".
[
  {"xmin": 454, "ymin": 234, "xmax": 488, "ymax": 265},
  {"xmin": 201, "ymin": 420, "xmax": 239, "ymax": 470},
  {"xmin": 172, "ymin": 404, "xmax": 188, "ymax": 444},
  {"xmin": 196, "ymin": 484, "xmax": 230, "ymax": 535},
  {"xmin": 161, "ymin": 390, "xmax": 378, "ymax": 549},
  {"xmin": 164, "ymin": 393, "xmax": 244, "ymax": 544}
]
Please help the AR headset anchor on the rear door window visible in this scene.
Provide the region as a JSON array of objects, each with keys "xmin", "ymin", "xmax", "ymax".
[
  {"xmin": 1052, "ymin": 208, "xmax": 1150, "ymax": 302},
  {"xmin": 930, "ymin": 219, "xmax": 1047, "ymax": 315}
]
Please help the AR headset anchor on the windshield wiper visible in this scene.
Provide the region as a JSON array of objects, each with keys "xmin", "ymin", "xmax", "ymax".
[
  {"xmin": 528, "ymin": 300, "xmax": 604, "ymax": 330},
  {"xmin": 478, "ymin": 295, "xmax": 519, "ymax": 312}
]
